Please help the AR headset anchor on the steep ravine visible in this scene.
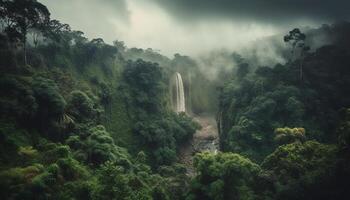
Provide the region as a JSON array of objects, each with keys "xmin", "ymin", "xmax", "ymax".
[{"xmin": 178, "ymin": 115, "xmax": 219, "ymax": 176}]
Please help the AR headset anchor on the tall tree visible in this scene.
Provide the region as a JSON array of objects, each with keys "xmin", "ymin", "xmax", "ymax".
[
  {"xmin": 284, "ymin": 28, "xmax": 310, "ymax": 81},
  {"xmin": 0, "ymin": 0, "xmax": 50, "ymax": 65},
  {"xmin": 43, "ymin": 19, "xmax": 71, "ymax": 43}
]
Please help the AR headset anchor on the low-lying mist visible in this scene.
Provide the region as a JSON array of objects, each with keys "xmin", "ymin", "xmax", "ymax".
[{"xmin": 119, "ymin": 22, "xmax": 347, "ymax": 115}]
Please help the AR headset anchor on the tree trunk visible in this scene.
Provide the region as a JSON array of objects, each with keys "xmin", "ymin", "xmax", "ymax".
[
  {"xmin": 21, "ymin": 26, "xmax": 28, "ymax": 66},
  {"xmin": 23, "ymin": 43, "xmax": 27, "ymax": 66},
  {"xmin": 300, "ymin": 52, "xmax": 305, "ymax": 82},
  {"xmin": 291, "ymin": 44, "xmax": 296, "ymax": 61},
  {"xmin": 33, "ymin": 32, "xmax": 39, "ymax": 48},
  {"xmin": 300, "ymin": 60, "xmax": 303, "ymax": 81},
  {"xmin": 23, "ymin": 35, "xmax": 27, "ymax": 66}
]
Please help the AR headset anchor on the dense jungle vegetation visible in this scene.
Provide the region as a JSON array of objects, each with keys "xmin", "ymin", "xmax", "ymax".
[{"xmin": 0, "ymin": 0, "xmax": 350, "ymax": 199}]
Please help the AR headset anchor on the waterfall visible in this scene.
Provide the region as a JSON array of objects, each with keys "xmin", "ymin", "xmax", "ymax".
[{"xmin": 175, "ymin": 72, "xmax": 186, "ymax": 113}]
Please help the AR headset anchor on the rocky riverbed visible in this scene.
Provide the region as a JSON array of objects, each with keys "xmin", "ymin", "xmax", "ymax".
[{"xmin": 178, "ymin": 115, "xmax": 219, "ymax": 176}]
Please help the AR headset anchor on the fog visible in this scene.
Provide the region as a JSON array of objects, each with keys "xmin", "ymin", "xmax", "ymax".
[{"xmin": 40, "ymin": 0, "xmax": 349, "ymax": 57}]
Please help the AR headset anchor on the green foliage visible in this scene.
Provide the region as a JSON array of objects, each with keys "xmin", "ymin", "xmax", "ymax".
[
  {"xmin": 67, "ymin": 90, "xmax": 102, "ymax": 123},
  {"xmin": 284, "ymin": 28, "xmax": 307, "ymax": 56},
  {"xmin": 0, "ymin": 2, "xmax": 197, "ymax": 199},
  {"xmin": 0, "ymin": 128, "xmax": 181, "ymax": 200},
  {"xmin": 274, "ymin": 127, "xmax": 306, "ymax": 145},
  {"xmin": 93, "ymin": 161, "xmax": 156, "ymax": 200},
  {"xmin": 0, "ymin": 122, "xmax": 32, "ymax": 165},
  {"xmin": 29, "ymin": 76, "xmax": 68, "ymax": 140},
  {"xmin": 134, "ymin": 113, "xmax": 198, "ymax": 165},
  {"xmin": 0, "ymin": 75, "xmax": 69, "ymax": 138},
  {"xmin": 1, "ymin": 1, "xmax": 350, "ymax": 199},
  {"xmin": 66, "ymin": 125, "xmax": 130, "ymax": 166},
  {"xmin": 262, "ymin": 141, "xmax": 336, "ymax": 182},
  {"xmin": 122, "ymin": 59, "xmax": 199, "ymax": 165},
  {"xmin": 338, "ymin": 108, "xmax": 350, "ymax": 151},
  {"xmin": 0, "ymin": 164, "xmax": 44, "ymax": 198},
  {"xmin": 91, "ymin": 153, "xmax": 186, "ymax": 200},
  {"xmin": 18, "ymin": 146, "xmax": 39, "ymax": 162},
  {"xmin": 99, "ymin": 82, "xmax": 113, "ymax": 106},
  {"xmin": 0, "ymin": 0, "xmax": 50, "ymax": 65},
  {"xmin": 220, "ymin": 80, "xmax": 305, "ymax": 160},
  {"xmin": 0, "ymin": 76, "xmax": 37, "ymax": 124},
  {"xmin": 0, "ymin": 141, "xmax": 94, "ymax": 200},
  {"xmin": 216, "ymin": 31, "xmax": 350, "ymax": 198},
  {"xmin": 188, "ymin": 139, "xmax": 350, "ymax": 200},
  {"xmin": 32, "ymin": 77, "xmax": 66, "ymax": 119},
  {"xmin": 154, "ymin": 147, "xmax": 176, "ymax": 165},
  {"xmin": 122, "ymin": 59, "xmax": 166, "ymax": 116},
  {"xmin": 173, "ymin": 113, "xmax": 201, "ymax": 142},
  {"xmin": 189, "ymin": 152, "xmax": 261, "ymax": 200},
  {"xmin": 261, "ymin": 141, "xmax": 339, "ymax": 199},
  {"xmin": 219, "ymin": 42, "xmax": 350, "ymax": 160}
]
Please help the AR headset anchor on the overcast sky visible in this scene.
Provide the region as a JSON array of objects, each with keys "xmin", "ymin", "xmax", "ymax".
[{"xmin": 40, "ymin": 0, "xmax": 350, "ymax": 56}]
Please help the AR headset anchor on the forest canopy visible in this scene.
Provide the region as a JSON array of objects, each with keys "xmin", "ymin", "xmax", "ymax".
[{"xmin": 0, "ymin": 0, "xmax": 350, "ymax": 200}]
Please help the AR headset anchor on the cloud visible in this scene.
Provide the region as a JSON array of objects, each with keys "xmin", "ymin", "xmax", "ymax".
[
  {"xmin": 40, "ymin": 0, "xmax": 130, "ymax": 43},
  {"xmin": 39, "ymin": 0, "xmax": 350, "ymax": 57},
  {"xmin": 152, "ymin": 0, "xmax": 350, "ymax": 24},
  {"xmin": 118, "ymin": 0, "xmax": 279, "ymax": 56}
]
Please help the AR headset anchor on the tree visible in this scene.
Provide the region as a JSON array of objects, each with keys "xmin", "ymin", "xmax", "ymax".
[
  {"xmin": 32, "ymin": 77, "xmax": 66, "ymax": 136},
  {"xmin": 261, "ymin": 141, "xmax": 337, "ymax": 199},
  {"xmin": 274, "ymin": 127, "xmax": 306, "ymax": 145},
  {"xmin": 91, "ymin": 38, "xmax": 104, "ymax": 46},
  {"xmin": 66, "ymin": 125, "xmax": 131, "ymax": 166},
  {"xmin": 31, "ymin": 28, "xmax": 40, "ymax": 47},
  {"xmin": 113, "ymin": 40, "xmax": 126, "ymax": 52},
  {"xmin": 0, "ymin": 0, "xmax": 50, "ymax": 65},
  {"xmin": 337, "ymin": 108, "xmax": 350, "ymax": 151},
  {"xmin": 190, "ymin": 152, "xmax": 261, "ymax": 200},
  {"xmin": 284, "ymin": 28, "xmax": 310, "ymax": 81},
  {"xmin": 43, "ymin": 19, "xmax": 71, "ymax": 43},
  {"xmin": 67, "ymin": 90, "xmax": 95, "ymax": 122},
  {"xmin": 123, "ymin": 59, "xmax": 166, "ymax": 115},
  {"xmin": 284, "ymin": 28, "xmax": 306, "ymax": 59}
]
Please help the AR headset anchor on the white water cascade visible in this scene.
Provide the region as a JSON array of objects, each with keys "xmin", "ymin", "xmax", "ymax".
[{"xmin": 175, "ymin": 72, "xmax": 186, "ymax": 113}]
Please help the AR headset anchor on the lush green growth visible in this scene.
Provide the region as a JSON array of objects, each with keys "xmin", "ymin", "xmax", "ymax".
[
  {"xmin": 121, "ymin": 59, "xmax": 199, "ymax": 165},
  {"xmin": 1, "ymin": 1, "xmax": 350, "ymax": 200},
  {"xmin": 213, "ymin": 23, "xmax": 350, "ymax": 200},
  {"xmin": 274, "ymin": 127, "xmax": 306, "ymax": 145},
  {"xmin": 189, "ymin": 152, "xmax": 261, "ymax": 200},
  {"xmin": 218, "ymin": 25, "xmax": 350, "ymax": 160},
  {"xmin": 261, "ymin": 140, "xmax": 338, "ymax": 200},
  {"xmin": 189, "ymin": 133, "xmax": 350, "ymax": 200},
  {"xmin": 0, "ymin": 1, "xmax": 200, "ymax": 199}
]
